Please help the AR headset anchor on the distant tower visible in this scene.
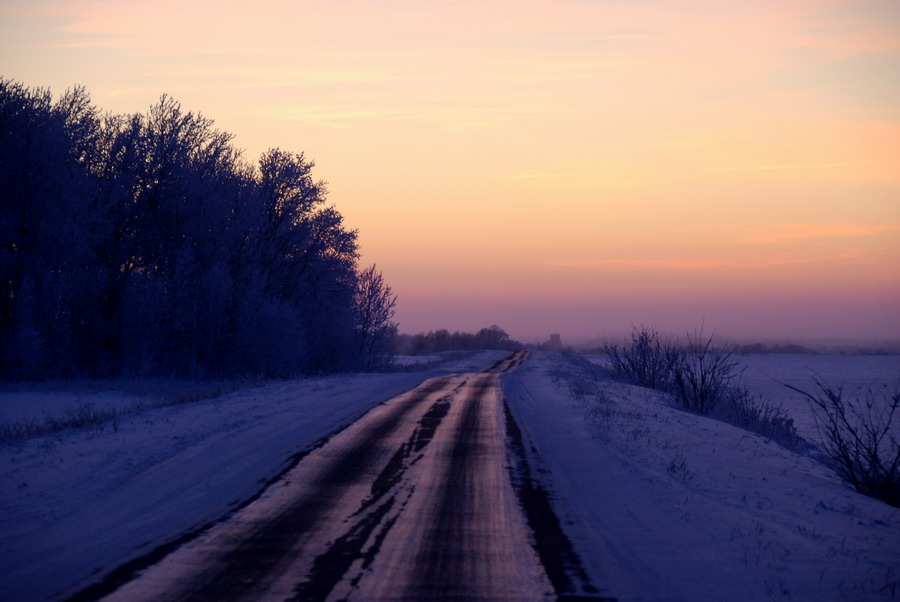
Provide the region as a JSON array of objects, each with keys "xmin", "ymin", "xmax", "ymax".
[{"xmin": 548, "ymin": 334, "xmax": 562, "ymax": 350}]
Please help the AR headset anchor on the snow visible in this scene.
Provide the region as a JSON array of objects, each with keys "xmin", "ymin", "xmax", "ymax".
[
  {"xmin": 584, "ymin": 352, "xmax": 900, "ymax": 443},
  {"xmin": 0, "ymin": 350, "xmax": 507, "ymax": 601},
  {"xmin": 738, "ymin": 354, "xmax": 900, "ymax": 442},
  {"xmin": 0, "ymin": 391, "xmax": 149, "ymax": 423},
  {"xmin": 392, "ymin": 354, "xmax": 442, "ymax": 367},
  {"xmin": 3, "ymin": 349, "xmax": 898, "ymax": 601},
  {"xmin": 0, "ymin": 380, "xmax": 254, "ymax": 424},
  {"xmin": 503, "ymin": 352, "xmax": 900, "ymax": 601}
]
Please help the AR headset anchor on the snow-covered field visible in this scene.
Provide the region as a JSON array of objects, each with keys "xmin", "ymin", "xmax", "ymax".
[
  {"xmin": 0, "ymin": 391, "xmax": 152, "ymax": 423},
  {"xmin": 1, "ymin": 350, "xmax": 897, "ymax": 601},
  {"xmin": 0, "ymin": 351, "xmax": 506, "ymax": 601},
  {"xmin": 393, "ymin": 354, "xmax": 442, "ymax": 367},
  {"xmin": 739, "ymin": 354, "xmax": 900, "ymax": 442},
  {"xmin": 505, "ymin": 352, "xmax": 899, "ymax": 601}
]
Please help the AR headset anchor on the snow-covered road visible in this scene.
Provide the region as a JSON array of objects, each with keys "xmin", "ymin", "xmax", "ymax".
[{"xmin": 98, "ymin": 353, "xmax": 559, "ymax": 601}]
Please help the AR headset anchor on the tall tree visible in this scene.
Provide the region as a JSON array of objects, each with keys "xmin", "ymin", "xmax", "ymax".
[
  {"xmin": 354, "ymin": 264, "xmax": 398, "ymax": 371},
  {"xmin": 0, "ymin": 79, "xmax": 374, "ymax": 379},
  {"xmin": 0, "ymin": 80, "xmax": 103, "ymax": 376}
]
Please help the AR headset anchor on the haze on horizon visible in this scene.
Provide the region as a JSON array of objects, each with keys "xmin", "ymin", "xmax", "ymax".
[{"xmin": 3, "ymin": 0, "xmax": 898, "ymax": 344}]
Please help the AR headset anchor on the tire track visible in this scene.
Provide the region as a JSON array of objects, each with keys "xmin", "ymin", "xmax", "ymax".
[
  {"xmin": 291, "ymin": 380, "xmax": 468, "ymax": 600},
  {"xmin": 403, "ymin": 375, "xmax": 495, "ymax": 599}
]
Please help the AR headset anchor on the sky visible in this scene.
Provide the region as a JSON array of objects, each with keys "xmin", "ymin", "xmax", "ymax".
[{"xmin": 2, "ymin": 0, "xmax": 899, "ymax": 343}]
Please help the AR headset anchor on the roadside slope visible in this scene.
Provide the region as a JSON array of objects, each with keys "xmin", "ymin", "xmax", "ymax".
[{"xmin": 502, "ymin": 351, "xmax": 900, "ymax": 601}]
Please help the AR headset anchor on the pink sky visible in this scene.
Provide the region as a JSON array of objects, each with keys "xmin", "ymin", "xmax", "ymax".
[{"xmin": 2, "ymin": 0, "xmax": 898, "ymax": 342}]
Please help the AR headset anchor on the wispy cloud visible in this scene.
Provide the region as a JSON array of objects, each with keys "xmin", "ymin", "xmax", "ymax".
[
  {"xmin": 225, "ymin": 68, "xmax": 404, "ymax": 85},
  {"xmin": 488, "ymin": 55, "xmax": 653, "ymax": 82},
  {"xmin": 537, "ymin": 252, "xmax": 862, "ymax": 272},
  {"xmin": 732, "ymin": 223, "xmax": 900, "ymax": 245},
  {"xmin": 42, "ymin": 33, "xmax": 129, "ymax": 50},
  {"xmin": 703, "ymin": 162, "xmax": 864, "ymax": 173},
  {"xmin": 492, "ymin": 172, "xmax": 576, "ymax": 181},
  {"xmin": 254, "ymin": 102, "xmax": 564, "ymax": 129}
]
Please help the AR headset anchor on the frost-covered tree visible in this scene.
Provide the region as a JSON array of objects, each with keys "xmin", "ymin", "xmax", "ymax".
[
  {"xmin": 0, "ymin": 79, "xmax": 371, "ymax": 379},
  {"xmin": 0, "ymin": 80, "xmax": 106, "ymax": 376},
  {"xmin": 253, "ymin": 148, "xmax": 359, "ymax": 374},
  {"xmin": 354, "ymin": 264, "xmax": 398, "ymax": 371},
  {"xmin": 393, "ymin": 326, "xmax": 521, "ymax": 355}
]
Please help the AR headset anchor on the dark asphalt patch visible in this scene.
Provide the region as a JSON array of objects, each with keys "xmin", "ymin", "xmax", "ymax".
[
  {"xmin": 291, "ymin": 495, "xmax": 397, "ymax": 601},
  {"xmin": 298, "ymin": 382, "xmax": 466, "ymax": 599},
  {"xmin": 403, "ymin": 377, "xmax": 494, "ymax": 600}
]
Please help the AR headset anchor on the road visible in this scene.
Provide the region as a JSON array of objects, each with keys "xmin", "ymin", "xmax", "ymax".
[{"xmin": 90, "ymin": 351, "xmax": 605, "ymax": 601}]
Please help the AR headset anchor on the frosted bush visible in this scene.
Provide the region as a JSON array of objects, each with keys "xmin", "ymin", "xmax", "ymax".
[{"xmin": 789, "ymin": 380, "xmax": 900, "ymax": 507}]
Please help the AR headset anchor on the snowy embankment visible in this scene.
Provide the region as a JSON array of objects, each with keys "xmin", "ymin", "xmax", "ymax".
[
  {"xmin": 0, "ymin": 351, "xmax": 506, "ymax": 601},
  {"xmin": 503, "ymin": 352, "xmax": 900, "ymax": 601}
]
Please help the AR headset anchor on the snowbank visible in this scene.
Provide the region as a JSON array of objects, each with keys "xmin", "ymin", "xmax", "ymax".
[{"xmin": 503, "ymin": 352, "xmax": 900, "ymax": 601}]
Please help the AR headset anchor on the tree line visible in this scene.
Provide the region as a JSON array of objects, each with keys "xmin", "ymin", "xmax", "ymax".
[
  {"xmin": 1, "ymin": 79, "xmax": 396, "ymax": 379},
  {"xmin": 393, "ymin": 325, "xmax": 521, "ymax": 355}
]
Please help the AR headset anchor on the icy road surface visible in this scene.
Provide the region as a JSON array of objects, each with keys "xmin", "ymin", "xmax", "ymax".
[{"xmin": 95, "ymin": 352, "xmax": 585, "ymax": 601}]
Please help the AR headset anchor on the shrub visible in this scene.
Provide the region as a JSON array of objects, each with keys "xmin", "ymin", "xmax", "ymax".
[
  {"xmin": 0, "ymin": 402, "xmax": 123, "ymax": 443},
  {"xmin": 671, "ymin": 332, "xmax": 741, "ymax": 414},
  {"xmin": 603, "ymin": 325, "xmax": 681, "ymax": 391},
  {"xmin": 720, "ymin": 385, "xmax": 803, "ymax": 451},
  {"xmin": 602, "ymin": 324, "xmax": 806, "ymax": 452},
  {"xmin": 788, "ymin": 380, "xmax": 900, "ymax": 507}
]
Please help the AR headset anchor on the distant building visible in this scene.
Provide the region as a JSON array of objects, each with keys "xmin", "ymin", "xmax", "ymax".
[{"xmin": 546, "ymin": 334, "xmax": 562, "ymax": 351}]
